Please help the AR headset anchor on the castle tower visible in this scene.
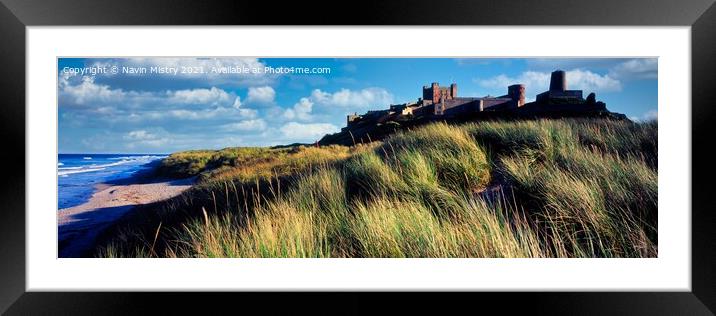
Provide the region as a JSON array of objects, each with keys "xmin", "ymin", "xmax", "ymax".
[
  {"xmin": 431, "ymin": 82, "xmax": 440, "ymax": 103},
  {"xmin": 508, "ymin": 84, "xmax": 526, "ymax": 107},
  {"xmin": 422, "ymin": 82, "xmax": 458, "ymax": 104},
  {"xmin": 549, "ymin": 70, "xmax": 567, "ymax": 92}
]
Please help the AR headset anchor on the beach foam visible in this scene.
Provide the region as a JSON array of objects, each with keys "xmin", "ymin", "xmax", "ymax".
[{"xmin": 58, "ymin": 167, "xmax": 107, "ymax": 176}]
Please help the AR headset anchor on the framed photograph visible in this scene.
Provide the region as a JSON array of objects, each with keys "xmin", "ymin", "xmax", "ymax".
[{"xmin": 2, "ymin": 0, "xmax": 715, "ymax": 314}]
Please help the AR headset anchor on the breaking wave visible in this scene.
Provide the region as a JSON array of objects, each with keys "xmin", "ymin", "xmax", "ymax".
[{"xmin": 58, "ymin": 167, "xmax": 106, "ymax": 176}]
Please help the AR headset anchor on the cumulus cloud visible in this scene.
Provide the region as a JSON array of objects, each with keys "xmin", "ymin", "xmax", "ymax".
[
  {"xmin": 609, "ymin": 58, "xmax": 658, "ymax": 80},
  {"xmin": 167, "ymin": 87, "xmax": 233, "ymax": 106},
  {"xmin": 478, "ymin": 71, "xmax": 550, "ymax": 95},
  {"xmin": 58, "ymin": 70, "xmax": 344, "ymax": 150},
  {"xmin": 60, "ymin": 76, "xmax": 235, "ymax": 108},
  {"xmin": 280, "ymin": 122, "xmax": 339, "ymax": 141},
  {"xmin": 124, "ymin": 130, "xmax": 157, "ymax": 141},
  {"xmin": 310, "ymin": 87, "xmax": 393, "ymax": 108},
  {"xmin": 165, "ymin": 107, "xmax": 237, "ymax": 120},
  {"xmin": 237, "ymin": 108, "xmax": 258, "ymax": 119},
  {"xmin": 247, "ymin": 86, "xmax": 276, "ymax": 104},
  {"xmin": 58, "ymin": 75, "xmax": 256, "ymax": 124},
  {"xmin": 222, "ymin": 119, "xmax": 268, "ymax": 132},
  {"xmin": 283, "ymin": 97, "xmax": 313, "ymax": 121},
  {"xmin": 477, "ymin": 69, "xmax": 622, "ymax": 100},
  {"xmin": 232, "ymin": 96, "xmax": 242, "ymax": 109},
  {"xmin": 566, "ymin": 69, "xmax": 622, "ymax": 91},
  {"xmin": 123, "ymin": 129, "xmax": 170, "ymax": 148},
  {"xmin": 59, "ymin": 76, "xmax": 133, "ymax": 107},
  {"xmin": 526, "ymin": 58, "xmax": 658, "ymax": 81}
]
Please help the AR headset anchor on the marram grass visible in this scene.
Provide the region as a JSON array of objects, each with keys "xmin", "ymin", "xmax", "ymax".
[{"xmin": 97, "ymin": 118, "xmax": 657, "ymax": 258}]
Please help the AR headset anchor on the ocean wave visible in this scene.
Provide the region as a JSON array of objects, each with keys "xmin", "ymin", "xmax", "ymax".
[
  {"xmin": 58, "ymin": 167, "xmax": 106, "ymax": 176},
  {"xmin": 58, "ymin": 162, "xmax": 64, "ymax": 166},
  {"xmin": 108, "ymin": 155, "xmax": 166, "ymax": 161},
  {"xmin": 58, "ymin": 166, "xmax": 83, "ymax": 170},
  {"xmin": 89, "ymin": 160, "xmax": 132, "ymax": 168},
  {"xmin": 57, "ymin": 155, "xmax": 166, "ymax": 177},
  {"xmin": 83, "ymin": 157, "xmax": 92, "ymax": 160}
]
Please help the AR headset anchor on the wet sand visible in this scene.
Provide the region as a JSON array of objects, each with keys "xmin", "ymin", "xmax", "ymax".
[{"xmin": 58, "ymin": 177, "xmax": 195, "ymax": 257}]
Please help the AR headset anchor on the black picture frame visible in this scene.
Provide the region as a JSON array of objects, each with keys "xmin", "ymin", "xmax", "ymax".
[{"xmin": 1, "ymin": 0, "xmax": 714, "ymax": 314}]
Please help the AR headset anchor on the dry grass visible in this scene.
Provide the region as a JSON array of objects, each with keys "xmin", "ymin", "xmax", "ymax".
[{"xmin": 97, "ymin": 118, "xmax": 657, "ymax": 258}]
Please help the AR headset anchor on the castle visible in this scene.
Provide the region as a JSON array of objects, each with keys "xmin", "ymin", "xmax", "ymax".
[
  {"xmin": 423, "ymin": 82, "xmax": 458, "ymax": 104},
  {"xmin": 326, "ymin": 70, "xmax": 614, "ymax": 146},
  {"xmin": 346, "ymin": 70, "xmax": 607, "ymax": 128}
]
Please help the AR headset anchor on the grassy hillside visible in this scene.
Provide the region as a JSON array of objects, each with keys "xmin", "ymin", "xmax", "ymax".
[{"xmin": 97, "ymin": 118, "xmax": 657, "ymax": 258}]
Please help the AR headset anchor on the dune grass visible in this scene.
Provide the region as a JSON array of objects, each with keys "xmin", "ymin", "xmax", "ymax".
[
  {"xmin": 465, "ymin": 119, "xmax": 657, "ymax": 257},
  {"xmin": 98, "ymin": 118, "xmax": 657, "ymax": 258}
]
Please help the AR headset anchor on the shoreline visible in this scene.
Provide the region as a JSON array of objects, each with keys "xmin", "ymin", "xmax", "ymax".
[{"xmin": 58, "ymin": 175, "xmax": 195, "ymax": 258}]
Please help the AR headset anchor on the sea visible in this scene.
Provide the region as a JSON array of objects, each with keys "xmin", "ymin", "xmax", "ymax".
[{"xmin": 57, "ymin": 154, "xmax": 166, "ymax": 210}]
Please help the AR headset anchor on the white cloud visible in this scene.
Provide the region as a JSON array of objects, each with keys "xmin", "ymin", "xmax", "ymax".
[
  {"xmin": 526, "ymin": 58, "xmax": 657, "ymax": 81},
  {"xmin": 310, "ymin": 87, "xmax": 393, "ymax": 108},
  {"xmin": 283, "ymin": 97, "xmax": 313, "ymax": 121},
  {"xmin": 222, "ymin": 119, "xmax": 267, "ymax": 132},
  {"xmin": 237, "ymin": 108, "xmax": 258, "ymax": 119},
  {"xmin": 631, "ymin": 109, "xmax": 658, "ymax": 122},
  {"xmin": 280, "ymin": 122, "xmax": 339, "ymax": 141},
  {"xmin": 165, "ymin": 107, "xmax": 233, "ymax": 120},
  {"xmin": 58, "ymin": 76, "xmax": 259, "ymax": 124},
  {"xmin": 566, "ymin": 69, "xmax": 622, "ymax": 92},
  {"xmin": 228, "ymin": 95, "xmax": 258, "ymax": 118},
  {"xmin": 60, "ymin": 76, "xmax": 240, "ymax": 109},
  {"xmin": 477, "ymin": 69, "xmax": 622, "ymax": 100},
  {"xmin": 247, "ymin": 86, "xmax": 276, "ymax": 104},
  {"xmin": 123, "ymin": 129, "xmax": 170, "ymax": 148},
  {"xmin": 478, "ymin": 71, "xmax": 550, "ymax": 95},
  {"xmin": 59, "ymin": 76, "xmax": 131, "ymax": 106},
  {"xmin": 609, "ymin": 58, "xmax": 658, "ymax": 80},
  {"xmin": 59, "ymin": 60, "xmax": 367, "ymax": 152},
  {"xmin": 168, "ymin": 87, "xmax": 233, "ymax": 106},
  {"xmin": 124, "ymin": 130, "xmax": 154, "ymax": 140}
]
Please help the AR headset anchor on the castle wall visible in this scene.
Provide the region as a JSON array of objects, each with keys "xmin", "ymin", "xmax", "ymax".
[
  {"xmin": 435, "ymin": 97, "xmax": 511, "ymax": 117},
  {"xmin": 536, "ymin": 90, "xmax": 583, "ymax": 103}
]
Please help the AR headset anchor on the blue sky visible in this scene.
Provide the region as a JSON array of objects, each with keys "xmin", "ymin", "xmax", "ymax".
[{"xmin": 58, "ymin": 57, "xmax": 657, "ymax": 154}]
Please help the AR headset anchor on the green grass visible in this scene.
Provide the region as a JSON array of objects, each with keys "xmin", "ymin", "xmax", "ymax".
[
  {"xmin": 97, "ymin": 118, "xmax": 657, "ymax": 258},
  {"xmin": 157, "ymin": 147, "xmax": 285, "ymax": 179}
]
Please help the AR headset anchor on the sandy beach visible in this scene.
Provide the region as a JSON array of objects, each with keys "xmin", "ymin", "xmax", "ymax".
[{"xmin": 58, "ymin": 177, "xmax": 195, "ymax": 257}]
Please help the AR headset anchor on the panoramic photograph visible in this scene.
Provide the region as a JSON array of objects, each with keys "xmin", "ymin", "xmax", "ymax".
[{"xmin": 57, "ymin": 57, "xmax": 658, "ymax": 258}]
